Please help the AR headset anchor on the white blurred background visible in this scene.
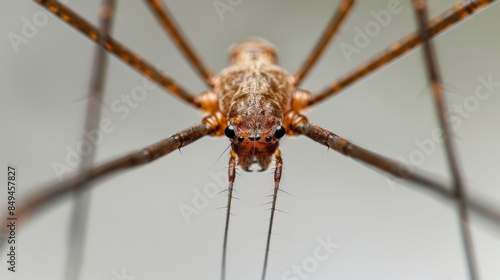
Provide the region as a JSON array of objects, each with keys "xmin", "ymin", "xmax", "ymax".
[{"xmin": 1, "ymin": 1, "xmax": 500, "ymax": 280}]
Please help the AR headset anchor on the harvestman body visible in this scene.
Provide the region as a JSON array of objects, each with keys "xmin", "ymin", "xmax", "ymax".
[
  {"xmin": 202, "ymin": 39, "xmax": 308, "ymax": 172},
  {"xmin": 1, "ymin": 1, "xmax": 499, "ymax": 280}
]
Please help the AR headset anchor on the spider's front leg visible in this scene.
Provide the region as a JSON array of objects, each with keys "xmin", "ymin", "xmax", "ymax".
[
  {"xmin": 285, "ymin": 85, "xmax": 449, "ymax": 197},
  {"xmin": 283, "ymin": 110, "xmax": 500, "ymax": 230},
  {"xmin": 0, "ymin": 117, "xmax": 219, "ymax": 252}
]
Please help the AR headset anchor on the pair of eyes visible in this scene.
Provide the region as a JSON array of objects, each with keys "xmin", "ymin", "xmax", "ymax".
[{"xmin": 224, "ymin": 125, "xmax": 286, "ymax": 142}]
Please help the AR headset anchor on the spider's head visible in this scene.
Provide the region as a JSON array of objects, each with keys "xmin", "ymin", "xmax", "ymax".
[
  {"xmin": 229, "ymin": 38, "xmax": 278, "ymax": 65},
  {"xmin": 224, "ymin": 117, "xmax": 286, "ymax": 171}
]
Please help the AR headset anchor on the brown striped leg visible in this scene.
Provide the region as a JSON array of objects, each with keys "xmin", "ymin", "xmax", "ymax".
[
  {"xmin": 288, "ymin": 116, "xmax": 500, "ymax": 228},
  {"xmin": 144, "ymin": 0, "xmax": 214, "ymax": 87},
  {"xmin": 0, "ymin": 122, "xmax": 216, "ymax": 252},
  {"xmin": 34, "ymin": 0, "xmax": 201, "ymax": 108},
  {"xmin": 413, "ymin": 0, "xmax": 478, "ymax": 279},
  {"xmin": 293, "ymin": 0, "xmax": 357, "ymax": 86},
  {"xmin": 65, "ymin": 1, "xmax": 116, "ymax": 279},
  {"xmin": 308, "ymin": 0, "xmax": 496, "ymax": 107},
  {"xmin": 261, "ymin": 149, "xmax": 283, "ymax": 280},
  {"xmin": 221, "ymin": 150, "xmax": 236, "ymax": 280}
]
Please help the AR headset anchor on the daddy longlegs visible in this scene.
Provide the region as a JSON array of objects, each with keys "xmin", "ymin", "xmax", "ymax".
[{"xmin": 2, "ymin": 1, "xmax": 500, "ymax": 280}]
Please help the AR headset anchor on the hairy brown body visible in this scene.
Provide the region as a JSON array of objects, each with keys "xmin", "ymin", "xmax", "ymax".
[{"xmin": 207, "ymin": 40, "xmax": 297, "ymax": 171}]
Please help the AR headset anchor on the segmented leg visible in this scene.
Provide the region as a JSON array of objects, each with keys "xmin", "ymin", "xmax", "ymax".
[
  {"xmin": 65, "ymin": 1, "xmax": 116, "ymax": 279},
  {"xmin": 288, "ymin": 116, "xmax": 500, "ymax": 228},
  {"xmin": 293, "ymin": 0, "xmax": 357, "ymax": 86},
  {"xmin": 144, "ymin": 0, "xmax": 214, "ymax": 86},
  {"xmin": 413, "ymin": 0, "xmax": 478, "ymax": 278},
  {"xmin": 221, "ymin": 150, "xmax": 236, "ymax": 280},
  {"xmin": 0, "ymin": 122, "xmax": 216, "ymax": 252},
  {"xmin": 261, "ymin": 149, "xmax": 283, "ymax": 280},
  {"xmin": 308, "ymin": 0, "xmax": 496, "ymax": 107},
  {"xmin": 34, "ymin": 0, "xmax": 201, "ymax": 108}
]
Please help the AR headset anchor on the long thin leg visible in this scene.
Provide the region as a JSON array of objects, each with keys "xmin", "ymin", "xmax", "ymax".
[
  {"xmin": 261, "ymin": 149, "xmax": 283, "ymax": 280},
  {"xmin": 293, "ymin": 0, "xmax": 356, "ymax": 86},
  {"xmin": 221, "ymin": 150, "xmax": 237, "ymax": 280},
  {"xmin": 308, "ymin": 0, "xmax": 496, "ymax": 107},
  {"xmin": 145, "ymin": 0, "xmax": 214, "ymax": 87},
  {"xmin": 34, "ymin": 0, "xmax": 201, "ymax": 108},
  {"xmin": 413, "ymin": 0, "xmax": 478, "ymax": 279},
  {"xmin": 65, "ymin": 1, "xmax": 116, "ymax": 279},
  {"xmin": 289, "ymin": 118, "xmax": 500, "ymax": 228},
  {"xmin": 0, "ymin": 122, "xmax": 216, "ymax": 252}
]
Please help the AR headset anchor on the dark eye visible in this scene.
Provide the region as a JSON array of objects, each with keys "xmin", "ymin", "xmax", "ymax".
[
  {"xmin": 237, "ymin": 136, "xmax": 245, "ymax": 142},
  {"xmin": 265, "ymin": 136, "xmax": 272, "ymax": 142},
  {"xmin": 224, "ymin": 126, "xmax": 235, "ymax": 139},
  {"xmin": 274, "ymin": 125, "xmax": 286, "ymax": 139}
]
